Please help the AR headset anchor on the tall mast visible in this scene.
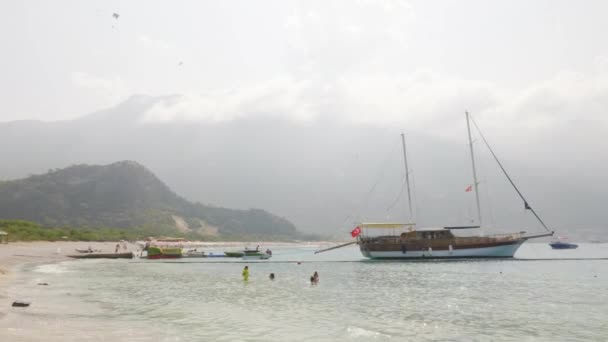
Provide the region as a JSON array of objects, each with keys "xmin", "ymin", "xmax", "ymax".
[
  {"xmin": 400, "ymin": 133, "xmax": 413, "ymax": 223},
  {"xmin": 466, "ymin": 112, "xmax": 483, "ymax": 227}
]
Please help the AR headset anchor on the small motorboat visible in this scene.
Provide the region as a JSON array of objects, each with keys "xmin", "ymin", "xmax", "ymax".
[
  {"xmin": 549, "ymin": 239, "xmax": 578, "ymax": 249},
  {"xmin": 182, "ymin": 249, "xmax": 207, "ymax": 258},
  {"xmin": 226, "ymin": 247, "xmax": 272, "ymax": 259}
]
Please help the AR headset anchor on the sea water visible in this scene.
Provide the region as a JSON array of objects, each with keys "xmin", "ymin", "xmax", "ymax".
[{"xmin": 3, "ymin": 243, "xmax": 608, "ymax": 341}]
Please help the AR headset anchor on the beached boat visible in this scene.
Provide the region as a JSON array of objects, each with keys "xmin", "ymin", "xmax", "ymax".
[
  {"xmin": 146, "ymin": 246, "xmax": 182, "ymax": 259},
  {"xmin": 317, "ymin": 112, "xmax": 553, "ymax": 259},
  {"xmin": 68, "ymin": 252, "xmax": 134, "ymax": 259}
]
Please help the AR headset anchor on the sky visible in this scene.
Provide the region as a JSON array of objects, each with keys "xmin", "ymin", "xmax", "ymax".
[
  {"xmin": 1, "ymin": 0, "xmax": 607, "ymax": 237},
  {"xmin": 2, "ymin": 0, "xmax": 608, "ymax": 130}
]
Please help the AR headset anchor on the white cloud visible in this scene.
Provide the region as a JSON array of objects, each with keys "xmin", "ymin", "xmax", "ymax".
[
  {"xmin": 139, "ymin": 61, "xmax": 608, "ymax": 161},
  {"xmin": 71, "ymin": 72, "xmax": 131, "ymax": 103}
]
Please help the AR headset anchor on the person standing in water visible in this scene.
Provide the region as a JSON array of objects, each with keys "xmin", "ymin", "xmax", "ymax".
[
  {"xmin": 313, "ymin": 271, "xmax": 319, "ymax": 283},
  {"xmin": 242, "ymin": 266, "xmax": 249, "ymax": 281},
  {"xmin": 269, "ymin": 273, "xmax": 275, "ymax": 280}
]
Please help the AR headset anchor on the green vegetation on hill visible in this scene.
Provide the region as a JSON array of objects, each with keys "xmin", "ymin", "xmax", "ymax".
[{"xmin": 0, "ymin": 161, "xmax": 314, "ymax": 241}]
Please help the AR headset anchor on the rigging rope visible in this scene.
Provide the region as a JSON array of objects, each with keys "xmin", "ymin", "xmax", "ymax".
[
  {"xmin": 469, "ymin": 114, "xmax": 552, "ymax": 233},
  {"xmin": 386, "ymin": 175, "xmax": 407, "ymax": 214},
  {"xmin": 341, "ymin": 137, "xmax": 401, "ymax": 227}
]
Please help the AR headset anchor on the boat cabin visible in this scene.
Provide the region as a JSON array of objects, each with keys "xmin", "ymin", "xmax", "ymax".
[{"xmin": 400, "ymin": 228, "xmax": 455, "ymax": 241}]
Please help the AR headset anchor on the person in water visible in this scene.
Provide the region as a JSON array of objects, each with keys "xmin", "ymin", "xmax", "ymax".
[
  {"xmin": 310, "ymin": 276, "xmax": 315, "ymax": 284},
  {"xmin": 269, "ymin": 273, "xmax": 275, "ymax": 280},
  {"xmin": 242, "ymin": 266, "xmax": 249, "ymax": 281},
  {"xmin": 313, "ymin": 271, "xmax": 319, "ymax": 283}
]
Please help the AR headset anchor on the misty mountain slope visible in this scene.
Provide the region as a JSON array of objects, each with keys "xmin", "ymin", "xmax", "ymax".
[
  {"xmin": 0, "ymin": 160, "xmax": 301, "ymax": 239},
  {"xmin": 0, "ymin": 95, "xmax": 606, "ymax": 240}
]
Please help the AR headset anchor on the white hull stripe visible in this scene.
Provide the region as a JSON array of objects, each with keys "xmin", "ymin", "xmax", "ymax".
[{"xmin": 362, "ymin": 241, "xmax": 524, "ymax": 259}]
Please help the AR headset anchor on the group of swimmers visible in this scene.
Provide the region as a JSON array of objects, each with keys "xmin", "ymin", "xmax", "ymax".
[{"xmin": 241, "ymin": 266, "xmax": 319, "ymax": 284}]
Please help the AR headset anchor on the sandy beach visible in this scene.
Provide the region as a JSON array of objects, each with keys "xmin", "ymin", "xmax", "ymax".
[{"xmin": 0, "ymin": 242, "xmax": 131, "ymax": 319}]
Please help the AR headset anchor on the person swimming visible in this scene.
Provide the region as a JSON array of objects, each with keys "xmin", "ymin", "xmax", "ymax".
[
  {"xmin": 269, "ymin": 273, "xmax": 275, "ymax": 280},
  {"xmin": 242, "ymin": 266, "xmax": 249, "ymax": 281}
]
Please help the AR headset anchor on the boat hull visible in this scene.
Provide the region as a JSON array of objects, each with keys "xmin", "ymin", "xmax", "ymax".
[
  {"xmin": 68, "ymin": 252, "xmax": 134, "ymax": 259},
  {"xmin": 360, "ymin": 240, "xmax": 525, "ymax": 259},
  {"xmin": 241, "ymin": 254, "xmax": 271, "ymax": 260},
  {"xmin": 549, "ymin": 242, "xmax": 578, "ymax": 249},
  {"xmin": 146, "ymin": 246, "xmax": 182, "ymax": 259}
]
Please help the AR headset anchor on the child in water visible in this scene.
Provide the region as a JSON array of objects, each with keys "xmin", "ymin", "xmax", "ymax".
[{"xmin": 242, "ymin": 266, "xmax": 249, "ymax": 281}]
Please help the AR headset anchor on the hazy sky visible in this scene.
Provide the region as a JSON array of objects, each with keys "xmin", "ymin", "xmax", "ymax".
[{"xmin": 2, "ymin": 0, "xmax": 608, "ymax": 132}]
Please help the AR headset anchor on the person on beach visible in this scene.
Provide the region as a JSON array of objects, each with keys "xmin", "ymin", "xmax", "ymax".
[
  {"xmin": 242, "ymin": 266, "xmax": 249, "ymax": 281},
  {"xmin": 269, "ymin": 273, "xmax": 275, "ymax": 280}
]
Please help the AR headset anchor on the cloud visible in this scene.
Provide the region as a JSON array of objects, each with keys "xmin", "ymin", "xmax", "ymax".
[{"xmin": 71, "ymin": 72, "xmax": 131, "ymax": 103}]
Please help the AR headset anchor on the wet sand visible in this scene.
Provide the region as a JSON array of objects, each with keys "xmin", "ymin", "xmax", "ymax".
[{"xmin": 0, "ymin": 241, "xmax": 130, "ymax": 320}]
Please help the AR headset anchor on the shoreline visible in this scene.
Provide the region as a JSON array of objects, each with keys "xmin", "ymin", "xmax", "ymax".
[
  {"xmin": 0, "ymin": 241, "xmax": 124, "ymax": 321},
  {"xmin": 0, "ymin": 240, "xmax": 337, "ymax": 319}
]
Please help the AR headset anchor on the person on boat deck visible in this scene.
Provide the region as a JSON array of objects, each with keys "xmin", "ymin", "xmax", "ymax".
[
  {"xmin": 266, "ymin": 249, "xmax": 272, "ymax": 256},
  {"xmin": 269, "ymin": 273, "xmax": 275, "ymax": 280},
  {"xmin": 115, "ymin": 243, "xmax": 120, "ymax": 253},
  {"xmin": 256, "ymin": 245, "xmax": 260, "ymax": 251},
  {"xmin": 242, "ymin": 266, "xmax": 249, "ymax": 281}
]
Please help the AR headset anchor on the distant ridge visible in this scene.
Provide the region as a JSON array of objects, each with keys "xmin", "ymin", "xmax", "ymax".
[{"xmin": 0, "ymin": 161, "xmax": 304, "ymax": 240}]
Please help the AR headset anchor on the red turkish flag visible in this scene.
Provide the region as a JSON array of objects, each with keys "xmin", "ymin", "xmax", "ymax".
[
  {"xmin": 465, "ymin": 185, "xmax": 473, "ymax": 192},
  {"xmin": 351, "ymin": 226, "xmax": 361, "ymax": 237}
]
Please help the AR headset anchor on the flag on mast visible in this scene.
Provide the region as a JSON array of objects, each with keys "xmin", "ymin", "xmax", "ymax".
[
  {"xmin": 351, "ymin": 226, "xmax": 361, "ymax": 237},
  {"xmin": 465, "ymin": 185, "xmax": 473, "ymax": 192}
]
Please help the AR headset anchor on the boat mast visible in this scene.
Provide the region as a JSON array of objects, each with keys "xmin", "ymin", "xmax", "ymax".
[
  {"xmin": 466, "ymin": 112, "xmax": 483, "ymax": 227},
  {"xmin": 400, "ymin": 133, "xmax": 414, "ymax": 223}
]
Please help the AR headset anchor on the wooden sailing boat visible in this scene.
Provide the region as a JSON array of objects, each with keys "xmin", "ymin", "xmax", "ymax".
[{"xmin": 318, "ymin": 112, "xmax": 554, "ymax": 259}]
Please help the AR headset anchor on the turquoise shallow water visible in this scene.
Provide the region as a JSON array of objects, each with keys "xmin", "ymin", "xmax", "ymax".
[{"xmin": 4, "ymin": 243, "xmax": 608, "ymax": 341}]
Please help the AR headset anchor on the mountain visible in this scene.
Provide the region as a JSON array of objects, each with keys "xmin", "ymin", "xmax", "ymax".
[
  {"xmin": 0, "ymin": 160, "xmax": 304, "ymax": 240},
  {"xmin": 0, "ymin": 95, "xmax": 606, "ymax": 241}
]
